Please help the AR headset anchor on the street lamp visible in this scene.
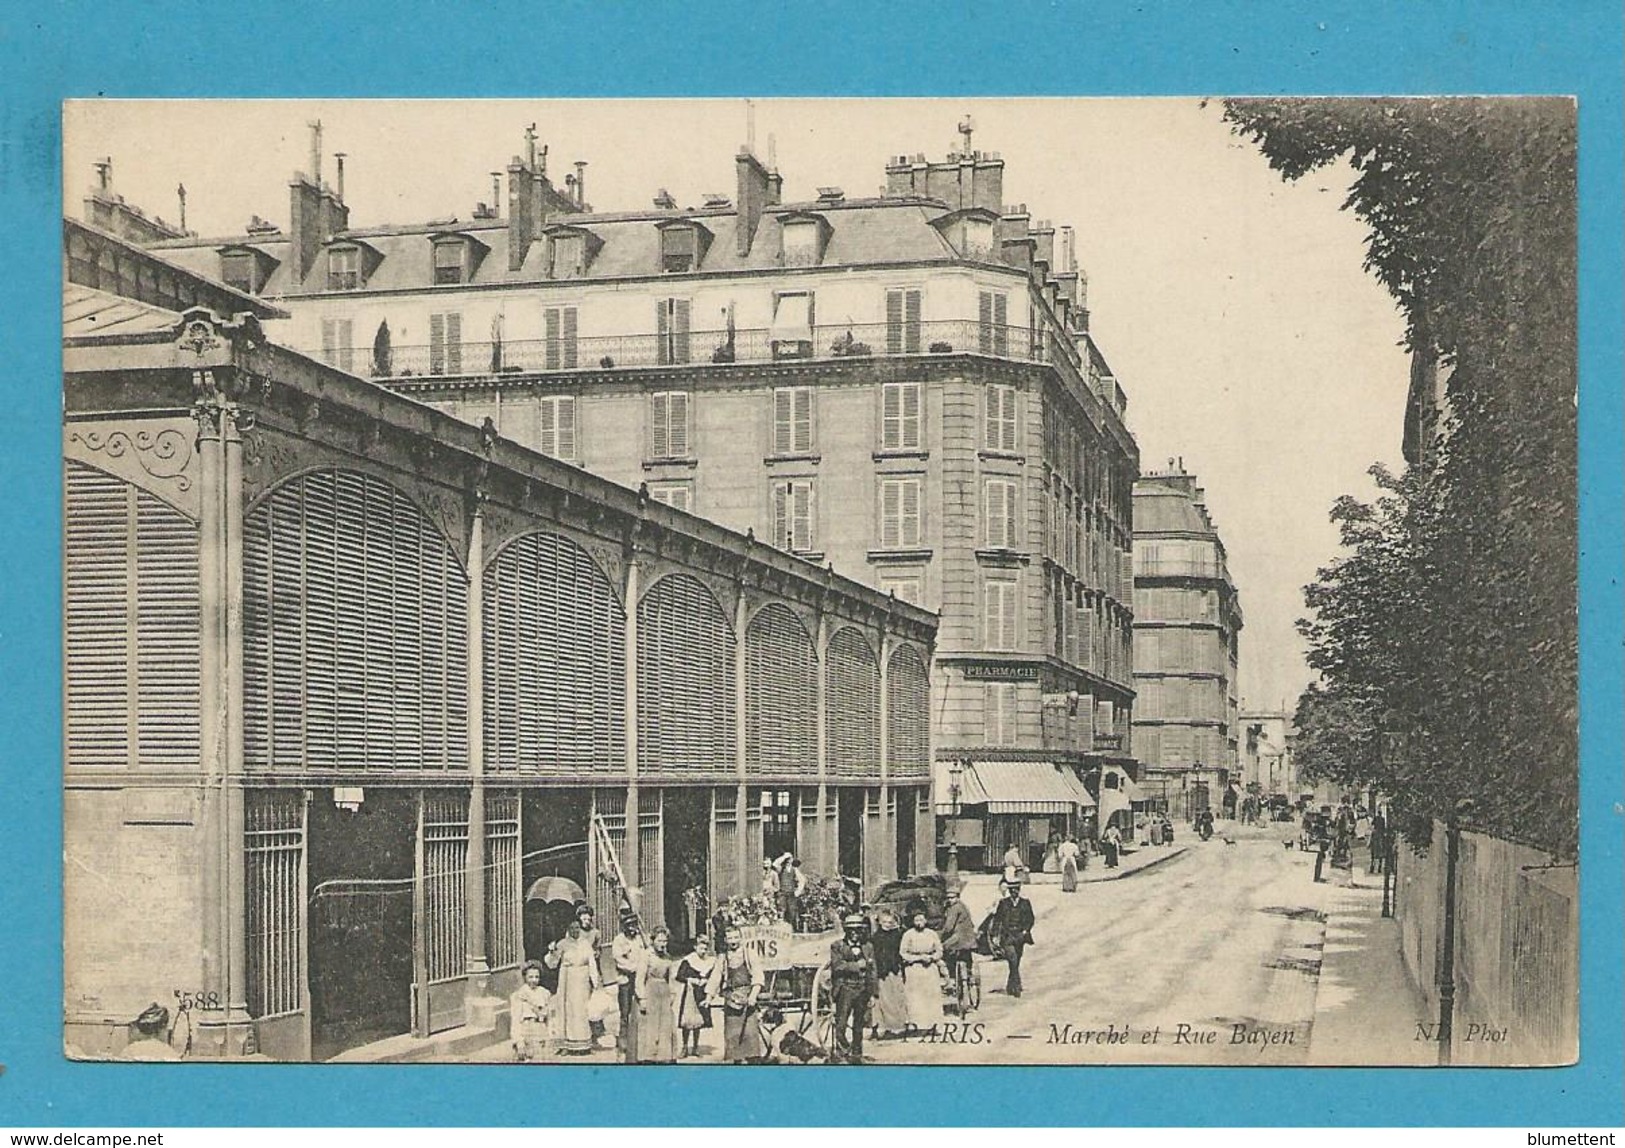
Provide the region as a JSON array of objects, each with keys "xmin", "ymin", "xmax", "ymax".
[{"xmin": 945, "ymin": 759, "xmax": 965, "ymax": 879}]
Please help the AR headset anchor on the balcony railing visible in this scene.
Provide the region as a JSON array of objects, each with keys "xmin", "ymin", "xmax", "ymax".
[{"xmin": 322, "ymin": 318, "xmax": 1124, "ymax": 413}]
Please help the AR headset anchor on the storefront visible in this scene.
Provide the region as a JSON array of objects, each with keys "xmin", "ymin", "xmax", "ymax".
[{"xmin": 933, "ymin": 760, "xmax": 1096, "ymax": 873}]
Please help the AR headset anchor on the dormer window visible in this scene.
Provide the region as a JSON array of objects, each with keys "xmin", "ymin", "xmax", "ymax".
[
  {"xmin": 661, "ymin": 226, "xmax": 698, "ymax": 273},
  {"xmin": 963, "ymin": 217, "xmax": 994, "ymax": 259},
  {"xmin": 783, "ymin": 219, "xmax": 819, "ymax": 266},
  {"xmin": 327, "ymin": 246, "xmax": 360, "ymax": 291},
  {"xmin": 552, "ymin": 233, "xmax": 585, "ymax": 278},
  {"xmin": 931, "ymin": 207, "xmax": 1000, "ymax": 261},
  {"xmin": 221, "ymin": 251, "xmax": 254, "ymax": 293},
  {"xmin": 433, "ymin": 240, "xmax": 466, "ymax": 284}
]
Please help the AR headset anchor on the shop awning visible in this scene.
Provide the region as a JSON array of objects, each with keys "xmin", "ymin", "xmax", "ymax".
[{"xmin": 934, "ymin": 761, "xmax": 1095, "ymax": 815}]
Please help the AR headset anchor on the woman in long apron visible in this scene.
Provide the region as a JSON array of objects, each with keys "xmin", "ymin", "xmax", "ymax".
[
  {"xmin": 870, "ymin": 909, "xmax": 908, "ymax": 1037},
  {"xmin": 899, "ymin": 909, "xmax": 945, "ymax": 1033},
  {"xmin": 674, "ymin": 934, "xmax": 716, "ymax": 1058},
  {"xmin": 551, "ymin": 920, "xmax": 600, "ymax": 1055},
  {"xmin": 635, "ymin": 927, "xmax": 680, "ymax": 1064}
]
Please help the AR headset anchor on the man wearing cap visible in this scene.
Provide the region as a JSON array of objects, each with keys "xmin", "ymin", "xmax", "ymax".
[
  {"xmin": 991, "ymin": 877, "xmax": 1036, "ymax": 998},
  {"xmin": 612, "ymin": 909, "xmax": 647, "ymax": 1063},
  {"xmin": 938, "ymin": 882, "xmax": 977, "ymax": 996},
  {"xmin": 828, "ymin": 913, "xmax": 878, "ymax": 1064}
]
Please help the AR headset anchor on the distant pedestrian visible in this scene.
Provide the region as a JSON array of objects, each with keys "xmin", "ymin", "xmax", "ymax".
[
  {"xmin": 1001, "ymin": 842, "xmax": 1029, "ymax": 885},
  {"xmin": 1313, "ymin": 829, "xmax": 1329, "ymax": 883},
  {"xmin": 938, "ymin": 882, "xmax": 977, "ymax": 991},
  {"xmin": 1102, "ymin": 823, "xmax": 1122, "ymax": 869},
  {"xmin": 991, "ymin": 877, "xmax": 1036, "ymax": 998},
  {"xmin": 1058, "ymin": 835, "xmax": 1082, "ymax": 892},
  {"xmin": 1368, "ymin": 810, "xmax": 1388, "ymax": 874}
]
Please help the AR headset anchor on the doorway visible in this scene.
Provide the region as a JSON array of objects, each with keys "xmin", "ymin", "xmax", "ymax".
[
  {"xmin": 520, "ymin": 788, "xmax": 590, "ymax": 965},
  {"xmin": 837, "ymin": 787, "xmax": 864, "ymax": 884},
  {"xmin": 894, "ymin": 786, "xmax": 917, "ymax": 878},
  {"xmin": 306, "ymin": 787, "xmax": 417, "ymax": 1062},
  {"xmin": 662, "ymin": 787, "xmax": 710, "ymax": 949}
]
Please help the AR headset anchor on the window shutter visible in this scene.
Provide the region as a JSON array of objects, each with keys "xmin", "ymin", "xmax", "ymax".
[
  {"xmin": 668, "ymin": 391, "xmax": 689, "ymax": 458},
  {"xmin": 901, "ymin": 478, "xmax": 920, "ymax": 547},
  {"xmin": 656, "ymin": 301, "xmax": 671, "ymax": 366},
  {"xmin": 538, "ymin": 397, "xmax": 557, "ymax": 456},
  {"xmin": 773, "ymin": 389, "xmax": 793, "ymax": 455},
  {"xmin": 445, "ymin": 313, "xmax": 462, "ymax": 374},
  {"xmin": 993, "ymin": 294, "xmax": 1009, "ymax": 355},
  {"xmin": 336, "ymin": 320, "xmax": 354, "ymax": 373},
  {"xmin": 826, "ymin": 628, "xmax": 880, "ymax": 780},
  {"xmin": 1003, "ymin": 580, "xmax": 1019, "ymax": 649},
  {"xmin": 901, "ymin": 381, "xmax": 920, "ymax": 449},
  {"xmin": 1002, "ymin": 386, "xmax": 1018, "ymax": 451},
  {"xmin": 562, "ymin": 306, "xmax": 578, "ymax": 368},
  {"xmin": 881, "ymin": 480, "xmax": 900, "ymax": 549},
  {"xmin": 544, "ymin": 308, "xmax": 561, "ymax": 370},
  {"xmin": 650, "ymin": 393, "xmax": 669, "ymax": 458},
  {"xmin": 904, "ymin": 289, "xmax": 921, "ymax": 354},
  {"xmin": 556, "ymin": 396, "xmax": 576, "ymax": 460},
  {"xmin": 886, "ymin": 289, "xmax": 904, "ymax": 355},
  {"xmin": 792, "ymin": 481, "xmax": 813, "ymax": 551},
  {"xmin": 978, "ymin": 290, "xmax": 993, "ymax": 353},
  {"xmin": 64, "ymin": 464, "xmax": 133, "ymax": 769},
  {"xmin": 744, "ymin": 604, "xmax": 818, "ymax": 774},
  {"xmin": 773, "ymin": 482, "xmax": 789, "ymax": 549},
  {"xmin": 429, "ymin": 313, "xmax": 446, "ymax": 375},
  {"xmin": 882, "ymin": 383, "xmax": 902, "ymax": 450},
  {"xmin": 793, "ymin": 388, "xmax": 812, "ymax": 453},
  {"xmin": 673, "ymin": 299, "xmax": 692, "ymax": 364},
  {"xmin": 637, "ymin": 574, "xmax": 736, "ymax": 773}
]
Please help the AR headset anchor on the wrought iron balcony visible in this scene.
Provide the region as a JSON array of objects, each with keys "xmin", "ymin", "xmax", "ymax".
[{"xmin": 321, "ymin": 318, "xmax": 1124, "ymax": 413}]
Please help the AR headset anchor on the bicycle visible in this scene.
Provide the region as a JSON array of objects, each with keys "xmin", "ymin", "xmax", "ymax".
[{"xmin": 946, "ymin": 951, "xmax": 980, "ymax": 1017}]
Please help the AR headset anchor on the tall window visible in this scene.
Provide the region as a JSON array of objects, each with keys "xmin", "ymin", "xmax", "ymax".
[
  {"xmin": 985, "ymin": 384, "xmax": 1018, "ymax": 452},
  {"xmin": 978, "ymin": 289, "xmax": 1009, "ymax": 355},
  {"xmin": 985, "ymin": 682, "xmax": 1018, "ymax": 744},
  {"xmin": 327, "ymin": 247, "xmax": 359, "ymax": 291},
  {"xmin": 885, "ymin": 288, "xmax": 922, "ymax": 354},
  {"xmin": 544, "ymin": 305, "xmax": 578, "ymax": 369},
  {"xmin": 984, "ymin": 478, "xmax": 1018, "ymax": 549},
  {"xmin": 429, "ymin": 312, "xmax": 463, "ymax": 375},
  {"xmin": 319, "ymin": 318, "xmax": 354, "ymax": 373},
  {"xmin": 772, "ymin": 387, "xmax": 814, "ymax": 454},
  {"xmin": 772, "ymin": 479, "xmax": 816, "ymax": 554},
  {"xmin": 881, "ymin": 382, "xmax": 922, "ymax": 451},
  {"xmin": 984, "ymin": 577, "xmax": 1018, "ymax": 651},
  {"xmin": 433, "ymin": 241, "xmax": 466, "ymax": 285},
  {"xmin": 879, "ymin": 476, "xmax": 922, "ymax": 549},
  {"xmin": 656, "ymin": 298, "xmax": 692, "ymax": 365},
  {"xmin": 537, "ymin": 395, "xmax": 576, "ymax": 460},
  {"xmin": 649, "ymin": 391, "xmax": 691, "ymax": 460}
]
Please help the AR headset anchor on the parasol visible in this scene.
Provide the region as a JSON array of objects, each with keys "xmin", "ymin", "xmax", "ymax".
[{"xmin": 525, "ymin": 875, "xmax": 587, "ymax": 905}]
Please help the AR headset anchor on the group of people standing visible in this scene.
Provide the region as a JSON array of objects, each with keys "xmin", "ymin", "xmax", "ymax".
[{"xmin": 510, "ymin": 901, "xmax": 758, "ymax": 1065}]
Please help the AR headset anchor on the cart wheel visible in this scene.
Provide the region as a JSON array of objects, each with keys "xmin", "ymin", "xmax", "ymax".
[{"xmin": 968, "ymin": 965, "xmax": 982, "ymax": 1012}]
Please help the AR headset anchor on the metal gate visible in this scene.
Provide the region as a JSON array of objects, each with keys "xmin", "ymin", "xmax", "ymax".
[
  {"xmin": 246, "ymin": 789, "xmax": 307, "ymax": 1060},
  {"xmin": 486, "ymin": 791, "xmax": 522, "ymax": 974},
  {"xmin": 413, "ymin": 792, "xmax": 468, "ymax": 1037},
  {"xmin": 637, "ymin": 791, "xmax": 664, "ymax": 929},
  {"xmin": 588, "ymin": 789, "xmax": 628, "ymax": 931},
  {"xmin": 711, "ymin": 786, "xmax": 740, "ymax": 902}
]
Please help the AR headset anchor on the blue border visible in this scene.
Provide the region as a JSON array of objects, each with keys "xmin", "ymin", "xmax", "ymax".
[{"xmin": 2, "ymin": 0, "xmax": 1620, "ymax": 1127}]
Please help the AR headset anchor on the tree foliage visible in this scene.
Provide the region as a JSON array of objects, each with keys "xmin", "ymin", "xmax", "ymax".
[{"xmin": 1224, "ymin": 98, "xmax": 1578, "ymax": 856}]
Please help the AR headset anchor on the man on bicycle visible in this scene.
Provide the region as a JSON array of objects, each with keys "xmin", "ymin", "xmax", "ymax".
[{"xmin": 938, "ymin": 881, "xmax": 977, "ymax": 1005}]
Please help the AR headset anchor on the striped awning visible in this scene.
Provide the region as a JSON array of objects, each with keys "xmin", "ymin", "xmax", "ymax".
[{"xmin": 935, "ymin": 760, "xmax": 1095, "ymax": 815}]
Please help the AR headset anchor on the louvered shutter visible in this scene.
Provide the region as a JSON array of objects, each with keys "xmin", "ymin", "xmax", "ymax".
[
  {"xmin": 825, "ymin": 628, "xmax": 880, "ymax": 780},
  {"xmin": 650, "ymin": 393, "xmax": 670, "ymax": 458},
  {"xmin": 792, "ymin": 389, "xmax": 812, "ymax": 453},
  {"xmin": 772, "ymin": 482, "xmax": 789, "ymax": 550},
  {"xmin": 1002, "ymin": 580, "xmax": 1019, "ymax": 649},
  {"xmin": 904, "ymin": 290, "xmax": 921, "ymax": 353},
  {"xmin": 978, "ymin": 291, "xmax": 993, "ymax": 353},
  {"xmin": 880, "ymin": 480, "xmax": 901, "ymax": 549},
  {"xmin": 483, "ymin": 532, "xmax": 625, "ymax": 775},
  {"xmin": 556, "ymin": 397, "xmax": 576, "ymax": 460},
  {"xmin": 544, "ymin": 308, "xmax": 561, "ymax": 370},
  {"xmin": 673, "ymin": 299, "xmax": 692, "ymax": 364},
  {"xmin": 792, "ymin": 481, "xmax": 813, "ymax": 551},
  {"xmin": 656, "ymin": 301, "xmax": 671, "ymax": 366},
  {"xmin": 637, "ymin": 574, "xmax": 736, "ymax": 773},
  {"xmin": 562, "ymin": 306, "xmax": 578, "ymax": 368},
  {"xmin": 668, "ymin": 391, "xmax": 689, "ymax": 458},
  {"xmin": 993, "ymin": 294, "xmax": 1009, "ymax": 355},
  {"xmin": 900, "ymin": 478, "xmax": 920, "ymax": 547},
  {"xmin": 1002, "ymin": 387, "xmax": 1018, "ymax": 451},
  {"xmin": 881, "ymin": 383, "xmax": 902, "ymax": 450},
  {"xmin": 885, "ymin": 645, "xmax": 929, "ymax": 777},
  {"xmin": 538, "ymin": 398, "xmax": 557, "ymax": 456},
  {"xmin": 773, "ymin": 389, "xmax": 793, "ymax": 455},
  {"xmin": 445, "ymin": 313, "xmax": 462, "ymax": 375},
  {"xmin": 429, "ymin": 313, "xmax": 446, "ymax": 375},
  {"xmin": 900, "ymin": 381, "xmax": 920, "ymax": 448},
  {"xmin": 744, "ymin": 604, "xmax": 817, "ymax": 775},
  {"xmin": 886, "ymin": 289, "xmax": 904, "ymax": 355},
  {"xmin": 64, "ymin": 464, "xmax": 132, "ymax": 769},
  {"xmin": 337, "ymin": 320, "xmax": 354, "ymax": 373}
]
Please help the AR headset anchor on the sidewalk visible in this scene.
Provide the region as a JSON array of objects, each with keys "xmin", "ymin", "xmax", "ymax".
[
  {"xmin": 1306, "ymin": 867, "xmax": 1435, "ymax": 1066},
  {"xmin": 959, "ymin": 841, "xmax": 1190, "ymax": 889}
]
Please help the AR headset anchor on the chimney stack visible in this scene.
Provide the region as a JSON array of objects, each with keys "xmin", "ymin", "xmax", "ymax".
[
  {"xmin": 307, "ymin": 120, "xmax": 324, "ymax": 187},
  {"xmin": 288, "ymin": 120, "xmax": 347, "ymax": 285},
  {"xmin": 735, "ymin": 147, "xmax": 774, "ymax": 255},
  {"xmin": 572, "ymin": 160, "xmax": 588, "ymax": 208},
  {"xmin": 508, "ymin": 154, "xmax": 537, "ymax": 271},
  {"xmin": 491, "ymin": 172, "xmax": 502, "ymax": 217},
  {"xmin": 176, "ymin": 184, "xmax": 187, "ymax": 233},
  {"xmin": 334, "ymin": 153, "xmax": 346, "ymax": 201}
]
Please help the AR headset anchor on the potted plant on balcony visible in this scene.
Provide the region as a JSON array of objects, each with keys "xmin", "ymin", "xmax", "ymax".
[
  {"xmin": 830, "ymin": 329, "xmax": 872, "ymax": 358},
  {"xmin": 929, "ymin": 340, "xmax": 954, "ymax": 354}
]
